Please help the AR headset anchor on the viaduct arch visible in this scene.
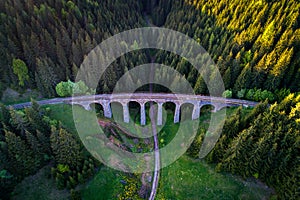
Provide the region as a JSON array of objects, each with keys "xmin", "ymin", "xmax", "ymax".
[{"xmin": 66, "ymin": 93, "xmax": 258, "ymax": 125}]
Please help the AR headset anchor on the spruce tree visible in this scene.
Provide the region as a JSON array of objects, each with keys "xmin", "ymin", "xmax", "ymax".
[
  {"xmin": 5, "ymin": 130, "xmax": 36, "ymax": 176},
  {"xmin": 50, "ymin": 127, "xmax": 82, "ymax": 168},
  {"xmin": 25, "ymin": 99, "xmax": 49, "ymax": 133},
  {"xmin": 36, "ymin": 130, "xmax": 51, "ymax": 155},
  {"xmin": 194, "ymin": 76, "xmax": 208, "ymax": 94},
  {"xmin": 0, "ymin": 104, "xmax": 11, "ymax": 128},
  {"xmin": 9, "ymin": 108, "xmax": 29, "ymax": 137}
]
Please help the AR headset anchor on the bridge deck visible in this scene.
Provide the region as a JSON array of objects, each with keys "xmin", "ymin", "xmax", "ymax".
[
  {"xmin": 67, "ymin": 93, "xmax": 258, "ymax": 106},
  {"xmin": 7, "ymin": 93, "xmax": 259, "ymax": 110}
]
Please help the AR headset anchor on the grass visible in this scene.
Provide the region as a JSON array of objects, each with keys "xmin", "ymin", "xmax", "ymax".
[
  {"xmin": 157, "ymin": 155, "xmax": 272, "ymax": 200},
  {"xmin": 81, "ymin": 167, "xmax": 124, "ymax": 200},
  {"xmin": 43, "ymin": 104, "xmax": 77, "ymax": 134},
  {"xmin": 158, "ymin": 107, "xmax": 238, "ymax": 148},
  {"xmin": 80, "ymin": 155, "xmax": 273, "ymax": 200}
]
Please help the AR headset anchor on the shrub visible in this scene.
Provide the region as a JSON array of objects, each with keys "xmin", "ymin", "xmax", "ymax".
[
  {"xmin": 245, "ymin": 89, "xmax": 255, "ymax": 100},
  {"xmin": 55, "ymin": 80, "xmax": 93, "ymax": 97},
  {"xmin": 237, "ymin": 89, "xmax": 247, "ymax": 99},
  {"xmin": 222, "ymin": 90, "xmax": 233, "ymax": 98},
  {"xmin": 57, "ymin": 164, "xmax": 70, "ymax": 173}
]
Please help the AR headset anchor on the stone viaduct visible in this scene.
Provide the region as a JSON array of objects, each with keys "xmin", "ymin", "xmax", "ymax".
[{"xmin": 65, "ymin": 93, "xmax": 258, "ymax": 125}]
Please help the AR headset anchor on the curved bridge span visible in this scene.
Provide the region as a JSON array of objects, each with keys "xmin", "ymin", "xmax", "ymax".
[{"xmin": 65, "ymin": 93, "xmax": 259, "ymax": 125}]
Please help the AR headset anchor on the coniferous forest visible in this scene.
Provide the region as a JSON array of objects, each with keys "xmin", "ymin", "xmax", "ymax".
[{"xmin": 0, "ymin": 0, "xmax": 299, "ymax": 199}]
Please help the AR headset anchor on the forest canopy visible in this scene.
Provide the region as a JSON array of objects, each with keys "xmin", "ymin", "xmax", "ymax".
[{"xmin": 0, "ymin": 0, "xmax": 299, "ymax": 99}]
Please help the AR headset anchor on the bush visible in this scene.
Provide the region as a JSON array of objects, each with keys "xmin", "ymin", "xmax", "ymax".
[
  {"xmin": 57, "ymin": 164, "xmax": 70, "ymax": 173},
  {"xmin": 55, "ymin": 80, "xmax": 73, "ymax": 97},
  {"xmin": 55, "ymin": 80, "xmax": 93, "ymax": 97},
  {"xmin": 245, "ymin": 89, "xmax": 255, "ymax": 100},
  {"xmin": 222, "ymin": 90, "xmax": 233, "ymax": 98},
  {"xmin": 73, "ymin": 81, "xmax": 89, "ymax": 95},
  {"xmin": 237, "ymin": 89, "xmax": 247, "ymax": 99},
  {"xmin": 244, "ymin": 88, "xmax": 275, "ymax": 102}
]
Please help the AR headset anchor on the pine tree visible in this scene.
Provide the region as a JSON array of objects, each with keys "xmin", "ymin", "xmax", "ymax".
[
  {"xmin": 0, "ymin": 104, "xmax": 11, "ymax": 127},
  {"xmin": 35, "ymin": 57, "xmax": 59, "ymax": 97},
  {"xmin": 25, "ymin": 130, "xmax": 43, "ymax": 165},
  {"xmin": 55, "ymin": 173, "xmax": 65, "ymax": 190},
  {"xmin": 26, "ymin": 130, "xmax": 40, "ymax": 154},
  {"xmin": 9, "ymin": 108, "xmax": 29, "ymax": 137},
  {"xmin": 233, "ymin": 64, "xmax": 253, "ymax": 92},
  {"xmin": 50, "ymin": 127, "xmax": 82, "ymax": 168},
  {"xmin": 5, "ymin": 130, "xmax": 36, "ymax": 176},
  {"xmin": 194, "ymin": 76, "xmax": 208, "ymax": 94},
  {"xmin": 223, "ymin": 68, "xmax": 231, "ymax": 89},
  {"xmin": 36, "ymin": 130, "xmax": 51, "ymax": 155},
  {"xmin": 25, "ymin": 99, "xmax": 50, "ymax": 133}
]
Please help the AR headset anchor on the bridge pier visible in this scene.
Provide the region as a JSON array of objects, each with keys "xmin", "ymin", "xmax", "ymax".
[
  {"xmin": 122, "ymin": 103, "xmax": 130, "ymax": 123},
  {"xmin": 174, "ymin": 103, "xmax": 181, "ymax": 123},
  {"xmin": 102, "ymin": 101, "xmax": 112, "ymax": 118},
  {"xmin": 140, "ymin": 103, "xmax": 146, "ymax": 125},
  {"xmin": 192, "ymin": 103, "xmax": 201, "ymax": 120},
  {"xmin": 157, "ymin": 103, "xmax": 163, "ymax": 126}
]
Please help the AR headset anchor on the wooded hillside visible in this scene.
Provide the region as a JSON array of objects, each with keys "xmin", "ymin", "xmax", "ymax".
[
  {"xmin": 151, "ymin": 0, "xmax": 300, "ymax": 94},
  {"xmin": 0, "ymin": 0, "xmax": 144, "ymax": 97},
  {"xmin": 1, "ymin": 0, "xmax": 299, "ymax": 98}
]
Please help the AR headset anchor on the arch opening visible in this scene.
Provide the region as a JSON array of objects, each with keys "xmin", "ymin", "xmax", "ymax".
[
  {"xmin": 145, "ymin": 101, "xmax": 158, "ymax": 125},
  {"xmin": 180, "ymin": 103, "xmax": 194, "ymax": 121},
  {"xmin": 110, "ymin": 101, "xmax": 124, "ymax": 122},
  {"xmin": 89, "ymin": 103, "xmax": 104, "ymax": 118},
  {"xmin": 128, "ymin": 101, "xmax": 142, "ymax": 124},
  {"xmin": 200, "ymin": 104, "xmax": 215, "ymax": 113},
  {"xmin": 199, "ymin": 104, "xmax": 215, "ymax": 124},
  {"xmin": 163, "ymin": 102, "xmax": 176, "ymax": 123}
]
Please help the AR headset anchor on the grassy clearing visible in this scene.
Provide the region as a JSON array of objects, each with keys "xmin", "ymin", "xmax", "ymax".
[
  {"xmin": 157, "ymin": 155, "xmax": 272, "ymax": 200},
  {"xmin": 43, "ymin": 104, "xmax": 77, "ymax": 133},
  {"xmin": 81, "ymin": 152, "xmax": 272, "ymax": 200},
  {"xmin": 158, "ymin": 107, "xmax": 238, "ymax": 147},
  {"xmin": 81, "ymin": 167, "xmax": 124, "ymax": 200}
]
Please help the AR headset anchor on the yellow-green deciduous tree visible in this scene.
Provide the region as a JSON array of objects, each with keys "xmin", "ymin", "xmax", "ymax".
[{"xmin": 12, "ymin": 58, "xmax": 29, "ymax": 87}]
